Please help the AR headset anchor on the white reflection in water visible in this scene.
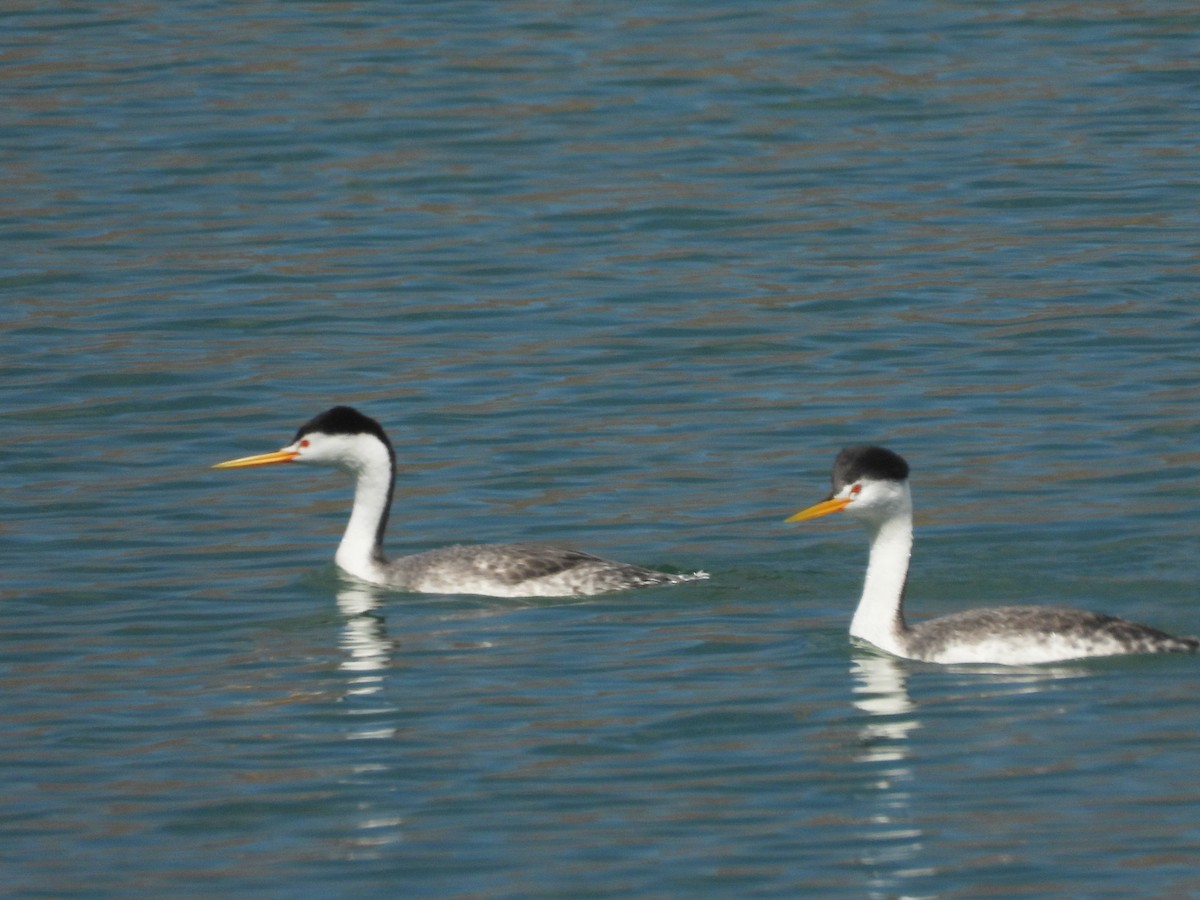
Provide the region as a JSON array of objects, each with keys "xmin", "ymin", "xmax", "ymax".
[
  {"xmin": 850, "ymin": 653, "xmax": 1092, "ymax": 898},
  {"xmin": 335, "ymin": 585, "xmax": 406, "ymax": 855},
  {"xmin": 853, "ymin": 653, "xmax": 918, "ymax": 758},
  {"xmin": 850, "ymin": 653, "xmax": 932, "ymax": 898},
  {"xmin": 336, "ymin": 584, "xmax": 392, "ymax": 699}
]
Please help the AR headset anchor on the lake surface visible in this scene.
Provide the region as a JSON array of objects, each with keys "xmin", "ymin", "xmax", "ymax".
[{"xmin": 4, "ymin": 2, "xmax": 1200, "ymax": 896}]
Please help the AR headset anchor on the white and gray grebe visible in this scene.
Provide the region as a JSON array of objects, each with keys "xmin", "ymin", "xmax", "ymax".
[
  {"xmin": 789, "ymin": 445, "xmax": 1197, "ymax": 665},
  {"xmin": 215, "ymin": 406, "xmax": 707, "ymax": 598}
]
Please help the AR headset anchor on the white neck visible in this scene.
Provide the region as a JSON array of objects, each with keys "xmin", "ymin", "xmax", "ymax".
[
  {"xmin": 332, "ymin": 445, "xmax": 393, "ymax": 584},
  {"xmin": 848, "ymin": 503, "xmax": 913, "ymax": 657}
]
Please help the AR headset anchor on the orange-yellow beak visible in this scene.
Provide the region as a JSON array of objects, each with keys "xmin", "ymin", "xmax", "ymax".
[
  {"xmin": 785, "ymin": 496, "xmax": 851, "ymax": 523},
  {"xmin": 213, "ymin": 449, "xmax": 299, "ymax": 469}
]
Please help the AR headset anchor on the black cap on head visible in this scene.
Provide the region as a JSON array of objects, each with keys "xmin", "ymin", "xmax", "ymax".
[
  {"xmin": 294, "ymin": 406, "xmax": 391, "ymax": 448},
  {"xmin": 831, "ymin": 445, "xmax": 910, "ymax": 492}
]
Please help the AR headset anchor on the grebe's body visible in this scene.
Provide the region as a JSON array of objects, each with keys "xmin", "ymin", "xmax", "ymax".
[
  {"xmin": 216, "ymin": 406, "xmax": 706, "ymax": 598},
  {"xmin": 789, "ymin": 446, "xmax": 1197, "ymax": 665}
]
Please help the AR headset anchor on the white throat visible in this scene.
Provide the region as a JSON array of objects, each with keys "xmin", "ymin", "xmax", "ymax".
[
  {"xmin": 848, "ymin": 494, "xmax": 913, "ymax": 656},
  {"xmin": 331, "ymin": 440, "xmax": 393, "ymax": 583}
]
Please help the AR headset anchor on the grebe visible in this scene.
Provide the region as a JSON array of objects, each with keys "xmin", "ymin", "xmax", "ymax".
[
  {"xmin": 215, "ymin": 406, "xmax": 707, "ymax": 598},
  {"xmin": 788, "ymin": 445, "xmax": 1197, "ymax": 665}
]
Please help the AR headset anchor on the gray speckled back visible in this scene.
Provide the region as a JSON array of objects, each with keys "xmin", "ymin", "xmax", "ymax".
[
  {"xmin": 907, "ymin": 605, "xmax": 1199, "ymax": 661},
  {"xmin": 383, "ymin": 542, "xmax": 705, "ymax": 597}
]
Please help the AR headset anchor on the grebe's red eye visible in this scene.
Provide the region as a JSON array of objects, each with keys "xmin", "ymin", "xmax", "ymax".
[
  {"xmin": 850, "ymin": 483, "xmax": 862, "ymax": 495},
  {"xmin": 299, "ymin": 439, "xmax": 310, "ymax": 448}
]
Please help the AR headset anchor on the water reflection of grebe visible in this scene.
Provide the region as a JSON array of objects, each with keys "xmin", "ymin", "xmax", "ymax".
[
  {"xmin": 336, "ymin": 585, "xmax": 391, "ymax": 699},
  {"xmin": 850, "ymin": 654, "xmax": 925, "ymax": 897}
]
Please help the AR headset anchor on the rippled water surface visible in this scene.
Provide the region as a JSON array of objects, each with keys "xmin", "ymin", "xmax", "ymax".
[{"xmin": 5, "ymin": 2, "xmax": 1200, "ymax": 896}]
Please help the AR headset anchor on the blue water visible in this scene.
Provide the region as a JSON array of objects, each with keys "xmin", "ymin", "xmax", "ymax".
[{"xmin": 4, "ymin": 2, "xmax": 1200, "ymax": 896}]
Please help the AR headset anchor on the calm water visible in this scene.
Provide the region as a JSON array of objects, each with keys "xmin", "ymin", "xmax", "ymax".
[{"xmin": 4, "ymin": 2, "xmax": 1200, "ymax": 896}]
